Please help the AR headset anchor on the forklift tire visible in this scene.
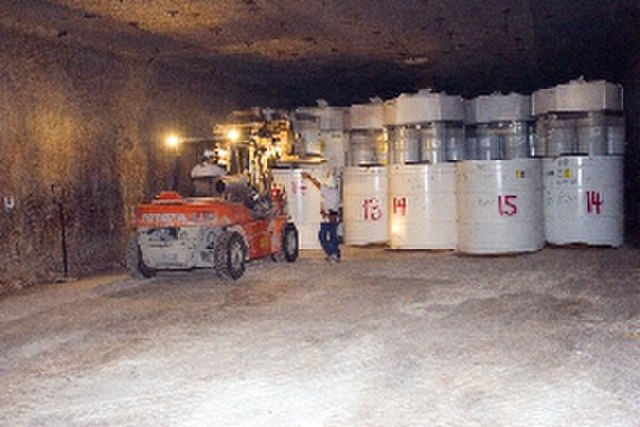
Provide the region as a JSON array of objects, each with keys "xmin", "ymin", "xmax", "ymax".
[
  {"xmin": 226, "ymin": 232, "xmax": 247, "ymax": 280},
  {"xmin": 214, "ymin": 231, "xmax": 231, "ymax": 278},
  {"xmin": 282, "ymin": 223, "xmax": 299, "ymax": 263},
  {"xmin": 126, "ymin": 235, "xmax": 156, "ymax": 279}
]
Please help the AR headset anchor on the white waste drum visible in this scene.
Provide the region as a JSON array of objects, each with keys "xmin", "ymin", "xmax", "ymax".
[
  {"xmin": 543, "ymin": 156, "xmax": 623, "ymax": 247},
  {"xmin": 271, "ymin": 167, "xmax": 323, "ymax": 250},
  {"xmin": 343, "ymin": 166, "xmax": 388, "ymax": 245},
  {"xmin": 457, "ymin": 159, "xmax": 544, "ymax": 254},
  {"xmin": 389, "ymin": 163, "xmax": 457, "ymax": 249}
]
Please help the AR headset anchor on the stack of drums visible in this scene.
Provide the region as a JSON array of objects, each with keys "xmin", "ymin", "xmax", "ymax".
[
  {"xmin": 386, "ymin": 90, "xmax": 464, "ymax": 249},
  {"xmin": 297, "ymin": 101, "xmax": 348, "ymax": 171},
  {"xmin": 291, "ymin": 110, "xmax": 322, "ymax": 156},
  {"xmin": 534, "ymin": 79, "xmax": 625, "ymax": 247},
  {"xmin": 459, "ymin": 93, "xmax": 544, "ymax": 254},
  {"xmin": 346, "ymin": 100, "xmax": 387, "ymax": 166},
  {"xmin": 270, "ymin": 165, "xmax": 325, "ymax": 250},
  {"xmin": 465, "ymin": 93, "xmax": 533, "ymax": 161},
  {"xmin": 343, "ymin": 100, "xmax": 388, "ymax": 245}
]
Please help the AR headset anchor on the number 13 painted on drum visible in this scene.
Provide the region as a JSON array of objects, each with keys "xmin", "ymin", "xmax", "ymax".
[{"xmin": 363, "ymin": 198, "xmax": 384, "ymax": 221}]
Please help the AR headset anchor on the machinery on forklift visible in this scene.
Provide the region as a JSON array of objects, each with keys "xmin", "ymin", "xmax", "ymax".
[{"xmin": 126, "ymin": 110, "xmax": 299, "ymax": 280}]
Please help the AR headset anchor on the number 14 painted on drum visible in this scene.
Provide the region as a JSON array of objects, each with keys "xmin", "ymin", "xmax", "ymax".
[{"xmin": 586, "ymin": 190, "xmax": 603, "ymax": 214}]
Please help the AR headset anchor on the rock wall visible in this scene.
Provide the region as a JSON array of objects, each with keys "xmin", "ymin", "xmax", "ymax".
[
  {"xmin": 622, "ymin": 59, "xmax": 640, "ymax": 247},
  {"xmin": 0, "ymin": 29, "xmax": 233, "ymax": 294}
]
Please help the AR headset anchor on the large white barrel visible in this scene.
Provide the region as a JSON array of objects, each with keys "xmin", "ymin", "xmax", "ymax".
[
  {"xmin": 547, "ymin": 112, "xmax": 612, "ymax": 157},
  {"xmin": 532, "ymin": 87, "xmax": 555, "ymax": 117},
  {"xmin": 291, "ymin": 113, "xmax": 322, "ymax": 156},
  {"xmin": 270, "ymin": 167, "xmax": 323, "ymax": 250},
  {"xmin": 393, "ymin": 127, "xmax": 421, "ymax": 164},
  {"xmin": 532, "ymin": 117, "xmax": 549, "ymax": 158},
  {"xmin": 457, "ymin": 159, "xmax": 544, "ymax": 254},
  {"xmin": 553, "ymin": 79, "xmax": 623, "ymax": 112},
  {"xmin": 389, "ymin": 163, "xmax": 457, "ymax": 249},
  {"xmin": 348, "ymin": 129, "xmax": 386, "ymax": 166},
  {"xmin": 343, "ymin": 166, "xmax": 388, "ymax": 245},
  {"xmin": 466, "ymin": 93, "xmax": 532, "ymax": 123},
  {"xmin": 547, "ymin": 114, "xmax": 577, "ymax": 157},
  {"xmin": 318, "ymin": 106, "xmax": 347, "ymax": 131},
  {"xmin": 543, "ymin": 156, "xmax": 623, "ymax": 247},
  {"xmin": 320, "ymin": 130, "xmax": 347, "ymax": 170},
  {"xmin": 533, "ymin": 80, "xmax": 625, "ymax": 157},
  {"xmin": 348, "ymin": 102, "xmax": 384, "ymax": 129},
  {"xmin": 476, "ymin": 123, "xmax": 506, "ymax": 160},
  {"xmin": 576, "ymin": 112, "xmax": 607, "ymax": 155},
  {"xmin": 394, "ymin": 90, "xmax": 465, "ymax": 163},
  {"xmin": 464, "ymin": 94, "xmax": 532, "ymax": 160},
  {"xmin": 419, "ymin": 123, "xmax": 447, "ymax": 163},
  {"xmin": 347, "ymin": 102, "xmax": 386, "ymax": 166},
  {"xmin": 297, "ymin": 104, "xmax": 347, "ymax": 131},
  {"xmin": 395, "ymin": 90, "xmax": 465, "ymax": 124},
  {"xmin": 607, "ymin": 115, "xmax": 626, "ymax": 155}
]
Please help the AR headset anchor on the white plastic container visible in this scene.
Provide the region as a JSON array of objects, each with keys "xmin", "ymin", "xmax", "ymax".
[
  {"xmin": 532, "ymin": 80, "xmax": 625, "ymax": 157},
  {"xmin": 390, "ymin": 90, "xmax": 465, "ymax": 163},
  {"xmin": 464, "ymin": 93, "xmax": 532, "ymax": 160},
  {"xmin": 576, "ymin": 112, "xmax": 607, "ymax": 155},
  {"xmin": 318, "ymin": 106, "xmax": 347, "ymax": 131},
  {"xmin": 457, "ymin": 159, "xmax": 544, "ymax": 254},
  {"xmin": 270, "ymin": 167, "xmax": 323, "ymax": 250},
  {"xmin": 465, "ymin": 93, "xmax": 531, "ymax": 124},
  {"xmin": 347, "ymin": 101, "xmax": 386, "ymax": 166},
  {"xmin": 347, "ymin": 129, "xmax": 386, "ymax": 166},
  {"xmin": 395, "ymin": 90, "xmax": 465, "ymax": 124},
  {"xmin": 543, "ymin": 156, "xmax": 623, "ymax": 247},
  {"xmin": 532, "ymin": 117, "xmax": 549, "ymax": 158},
  {"xmin": 294, "ymin": 102, "xmax": 347, "ymax": 168},
  {"xmin": 320, "ymin": 130, "xmax": 347, "ymax": 170},
  {"xmin": 342, "ymin": 166, "xmax": 388, "ymax": 245},
  {"xmin": 297, "ymin": 102, "xmax": 347, "ymax": 131},
  {"xmin": 384, "ymin": 98, "xmax": 412, "ymax": 164},
  {"xmin": 532, "ymin": 87, "xmax": 555, "ymax": 117},
  {"xmin": 392, "ymin": 127, "xmax": 421, "ymax": 164},
  {"xmin": 531, "ymin": 88, "xmax": 554, "ymax": 158},
  {"xmin": 553, "ymin": 79, "xmax": 623, "ymax": 112},
  {"xmin": 546, "ymin": 114, "xmax": 577, "ymax": 157},
  {"xmin": 607, "ymin": 115, "xmax": 626, "ymax": 155},
  {"xmin": 389, "ymin": 163, "xmax": 457, "ymax": 249},
  {"xmin": 291, "ymin": 113, "xmax": 322, "ymax": 156},
  {"xmin": 348, "ymin": 102, "xmax": 385, "ymax": 130}
]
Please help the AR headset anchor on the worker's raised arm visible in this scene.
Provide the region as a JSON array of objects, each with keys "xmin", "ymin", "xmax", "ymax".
[{"xmin": 301, "ymin": 171, "xmax": 321, "ymax": 190}]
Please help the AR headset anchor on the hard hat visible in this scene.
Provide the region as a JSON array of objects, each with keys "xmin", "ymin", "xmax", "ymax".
[{"xmin": 324, "ymin": 173, "xmax": 338, "ymax": 188}]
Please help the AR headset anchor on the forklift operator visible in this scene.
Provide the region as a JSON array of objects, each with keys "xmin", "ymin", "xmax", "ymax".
[{"xmin": 191, "ymin": 150, "xmax": 226, "ymax": 196}]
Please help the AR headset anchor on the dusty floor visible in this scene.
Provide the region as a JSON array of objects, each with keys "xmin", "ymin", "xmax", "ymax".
[{"xmin": 1, "ymin": 247, "xmax": 639, "ymax": 426}]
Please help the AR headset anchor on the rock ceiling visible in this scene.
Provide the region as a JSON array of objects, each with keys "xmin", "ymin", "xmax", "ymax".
[{"xmin": 2, "ymin": 0, "xmax": 638, "ymax": 105}]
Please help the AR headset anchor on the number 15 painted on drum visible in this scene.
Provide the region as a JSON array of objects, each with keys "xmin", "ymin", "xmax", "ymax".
[{"xmin": 498, "ymin": 195, "xmax": 517, "ymax": 216}]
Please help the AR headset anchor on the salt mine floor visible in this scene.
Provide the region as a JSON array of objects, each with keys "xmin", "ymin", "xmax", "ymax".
[{"xmin": 1, "ymin": 247, "xmax": 639, "ymax": 426}]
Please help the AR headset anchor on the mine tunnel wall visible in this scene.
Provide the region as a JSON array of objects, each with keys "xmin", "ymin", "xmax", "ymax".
[
  {"xmin": 0, "ymin": 29, "xmax": 234, "ymax": 294},
  {"xmin": 622, "ymin": 62, "xmax": 640, "ymax": 249}
]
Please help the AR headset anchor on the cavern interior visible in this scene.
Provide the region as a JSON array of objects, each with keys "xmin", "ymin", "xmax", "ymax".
[
  {"xmin": 1, "ymin": 0, "xmax": 639, "ymax": 290},
  {"xmin": 1, "ymin": 1, "xmax": 639, "ymax": 425}
]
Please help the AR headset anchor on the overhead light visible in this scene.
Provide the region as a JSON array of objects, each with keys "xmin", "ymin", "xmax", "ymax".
[
  {"xmin": 227, "ymin": 128, "xmax": 240, "ymax": 142},
  {"xmin": 166, "ymin": 133, "xmax": 181, "ymax": 149}
]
